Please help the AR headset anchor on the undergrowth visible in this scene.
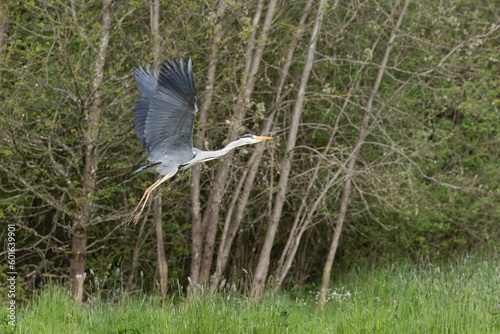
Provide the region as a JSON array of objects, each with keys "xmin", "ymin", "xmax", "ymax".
[{"xmin": 1, "ymin": 250, "xmax": 498, "ymax": 333}]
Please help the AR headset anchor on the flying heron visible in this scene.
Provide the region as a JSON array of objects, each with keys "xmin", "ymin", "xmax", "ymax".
[{"xmin": 129, "ymin": 58, "xmax": 272, "ymax": 223}]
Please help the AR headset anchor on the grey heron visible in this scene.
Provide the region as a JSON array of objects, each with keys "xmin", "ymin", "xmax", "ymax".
[{"xmin": 129, "ymin": 58, "xmax": 272, "ymax": 223}]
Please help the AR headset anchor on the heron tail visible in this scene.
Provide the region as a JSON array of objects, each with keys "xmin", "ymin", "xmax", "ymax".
[{"xmin": 133, "ymin": 162, "xmax": 161, "ymax": 175}]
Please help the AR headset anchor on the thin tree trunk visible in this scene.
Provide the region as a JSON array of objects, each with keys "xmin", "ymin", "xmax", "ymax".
[
  {"xmin": 215, "ymin": 154, "xmax": 254, "ymax": 280},
  {"xmin": 189, "ymin": 0, "xmax": 227, "ymax": 287},
  {"xmin": 149, "ymin": 0, "xmax": 168, "ymax": 298},
  {"xmin": 69, "ymin": 0, "xmax": 111, "ymax": 304},
  {"xmin": 125, "ymin": 0, "xmax": 164, "ymax": 296},
  {"xmin": 276, "ymin": 166, "xmax": 343, "ymax": 288},
  {"xmin": 214, "ymin": 0, "xmax": 315, "ymax": 281},
  {"xmin": 150, "ymin": 0, "xmax": 160, "ymax": 61},
  {"xmin": 273, "ymin": 2, "xmax": 367, "ymax": 288},
  {"xmin": 275, "ymin": 32, "xmax": 369, "ymax": 286},
  {"xmin": 251, "ymin": 0, "xmax": 328, "ymax": 300},
  {"xmin": 198, "ymin": 0, "xmax": 267, "ymax": 283},
  {"xmin": 154, "ymin": 193, "xmax": 168, "ymax": 297},
  {"xmin": 0, "ymin": 0, "xmax": 8, "ymax": 57},
  {"xmin": 198, "ymin": 0, "xmax": 276, "ymax": 283},
  {"xmin": 275, "ymin": 132, "xmax": 337, "ymax": 288},
  {"xmin": 316, "ymin": 0, "xmax": 411, "ymax": 313}
]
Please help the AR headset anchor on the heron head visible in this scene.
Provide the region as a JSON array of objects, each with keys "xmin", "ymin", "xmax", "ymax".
[{"xmin": 240, "ymin": 134, "xmax": 273, "ymax": 143}]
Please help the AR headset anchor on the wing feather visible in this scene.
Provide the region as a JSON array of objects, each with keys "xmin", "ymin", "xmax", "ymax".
[
  {"xmin": 134, "ymin": 58, "xmax": 198, "ymax": 164},
  {"xmin": 134, "ymin": 65, "xmax": 158, "ymax": 148}
]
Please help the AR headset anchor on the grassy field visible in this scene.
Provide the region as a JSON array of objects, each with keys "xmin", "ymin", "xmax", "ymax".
[{"xmin": 1, "ymin": 250, "xmax": 499, "ymax": 333}]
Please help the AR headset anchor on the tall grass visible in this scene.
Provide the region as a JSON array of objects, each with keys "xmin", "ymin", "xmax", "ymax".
[
  {"xmin": 304, "ymin": 250, "xmax": 500, "ymax": 333},
  {"xmin": 1, "ymin": 250, "xmax": 499, "ymax": 333}
]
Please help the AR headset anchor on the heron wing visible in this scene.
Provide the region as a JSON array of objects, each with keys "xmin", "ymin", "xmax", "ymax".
[
  {"xmin": 134, "ymin": 58, "xmax": 200, "ymax": 164},
  {"xmin": 134, "ymin": 65, "xmax": 157, "ymax": 149}
]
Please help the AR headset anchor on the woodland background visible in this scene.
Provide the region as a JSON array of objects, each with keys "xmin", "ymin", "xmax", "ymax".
[{"xmin": 0, "ymin": 0, "xmax": 499, "ymax": 307}]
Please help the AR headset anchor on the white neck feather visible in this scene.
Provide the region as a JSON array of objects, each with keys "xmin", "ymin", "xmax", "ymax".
[{"xmin": 192, "ymin": 138, "xmax": 250, "ymax": 164}]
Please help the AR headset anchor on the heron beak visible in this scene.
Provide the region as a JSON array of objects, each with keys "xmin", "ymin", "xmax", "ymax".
[{"xmin": 255, "ymin": 136, "xmax": 273, "ymax": 141}]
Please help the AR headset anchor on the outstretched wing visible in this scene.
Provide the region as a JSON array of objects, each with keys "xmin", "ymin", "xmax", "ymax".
[
  {"xmin": 134, "ymin": 58, "xmax": 200, "ymax": 164},
  {"xmin": 134, "ymin": 65, "xmax": 157, "ymax": 149}
]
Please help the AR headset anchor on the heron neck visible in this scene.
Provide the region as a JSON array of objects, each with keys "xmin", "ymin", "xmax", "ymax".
[
  {"xmin": 217, "ymin": 139, "xmax": 247, "ymax": 155},
  {"xmin": 195, "ymin": 138, "xmax": 247, "ymax": 162}
]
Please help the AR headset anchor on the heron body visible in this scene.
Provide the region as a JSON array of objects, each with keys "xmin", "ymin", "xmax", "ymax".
[{"xmin": 129, "ymin": 58, "xmax": 271, "ymax": 223}]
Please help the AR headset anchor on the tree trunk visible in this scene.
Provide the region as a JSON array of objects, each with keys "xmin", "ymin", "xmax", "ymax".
[
  {"xmin": 150, "ymin": 0, "xmax": 160, "ymax": 61},
  {"xmin": 251, "ymin": 0, "xmax": 328, "ymax": 300},
  {"xmin": 215, "ymin": 0, "xmax": 315, "ymax": 281},
  {"xmin": 197, "ymin": 0, "xmax": 267, "ymax": 283},
  {"xmin": 189, "ymin": 0, "xmax": 227, "ymax": 287},
  {"xmin": 273, "ymin": 2, "xmax": 367, "ymax": 288},
  {"xmin": 154, "ymin": 191, "xmax": 168, "ymax": 297},
  {"xmin": 316, "ymin": 0, "xmax": 411, "ymax": 313},
  {"xmin": 149, "ymin": 0, "xmax": 168, "ymax": 298},
  {"xmin": 198, "ymin": 0, "xmax": 276, "ymax": 283},
  {"xmin": 275, "ymin": 74, "xmax": 363, "ymax": 288},
  {"xmin": 69, "ymin": 0, "xmax": 111, "ymax": 304},
  {"xmin": 275, "ymin": 132, "xmax": 337, "ymax": 289},
  {"xmin": 0, "ymin": 0, "xmax": 8, "ymax": 57},
  {"xmin": 214, "ymin": 155, "xmax": 253, "ymax": 281},
  {"xmin": 69, "ymin": 226, "xmax": 87, "ymax": 304}
]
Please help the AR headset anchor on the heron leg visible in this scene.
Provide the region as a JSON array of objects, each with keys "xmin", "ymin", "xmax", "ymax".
[{"xmin": 128, "ymin": 173, "xmax": 173, "ymax": 224}]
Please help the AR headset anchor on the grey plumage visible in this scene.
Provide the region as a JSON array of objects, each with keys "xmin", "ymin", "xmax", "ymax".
[
  {"xmin": 134, "ymin": 59, "xmax": 198, "ymax": 171},
  {"xmin": 134, "ymin": 65, "xmax": 157, "ymax": 149},
  {"xmin": 132, "ymin": 161, "xmax": 161, "ymax": 176}
]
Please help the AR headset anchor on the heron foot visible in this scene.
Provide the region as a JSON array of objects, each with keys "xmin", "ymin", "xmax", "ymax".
[
  {"xmin": 127, "ymin": 182, "xmax": 157, "ymax": 225},
  {"xmin": 127, "ymin": 173, "xmax": 173, "ymax": 225}
]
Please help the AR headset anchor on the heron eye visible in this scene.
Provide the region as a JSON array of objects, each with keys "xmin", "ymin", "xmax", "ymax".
[{"xmin": 242, "ymin": 134, "xmax": 252, "ymax": 139}]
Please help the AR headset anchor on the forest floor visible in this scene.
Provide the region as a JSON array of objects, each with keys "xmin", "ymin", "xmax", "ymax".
[{"xmin": 1, "ymin": 249, "xmax": 499, "ymax": 333}]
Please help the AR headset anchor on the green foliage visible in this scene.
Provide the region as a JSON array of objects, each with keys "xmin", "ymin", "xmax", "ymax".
[
  {"xmin": 0, "ymin": 0, "xmax": 499, "ymax": 297},
  {"xmin": 0, "ymin": 265, "xmax": 26, "ymax": 305}
]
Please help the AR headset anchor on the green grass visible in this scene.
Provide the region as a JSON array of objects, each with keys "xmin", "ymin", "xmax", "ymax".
[
  {"xmin": 309, "ymin": 250, "xmax": 500, "ymax": 333},
  {"xmin": 1, "ymin": 250, "xmax": 499, "ymax": 333}
]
